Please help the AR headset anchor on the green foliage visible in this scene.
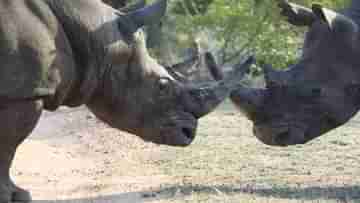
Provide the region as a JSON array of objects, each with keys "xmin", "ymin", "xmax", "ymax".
[
  {"xmin": 159, "ymin": 0, "xmax": 350, "ymax": 69},
  {"xmin": 172, "ymin": 0, "xmax": 214, "ymax": 15}
]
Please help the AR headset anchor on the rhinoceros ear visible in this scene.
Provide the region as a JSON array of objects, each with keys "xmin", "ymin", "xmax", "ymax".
[
  {"xmin": 312, "ymin": 4, "xmax": 358, "ymax": 34},
  {"xmin": 278, "ymin": 0, "xmax": 316, "ymax": 26},
  {"xmin": 124, "ymin": 0, "xmax": 167, "ymax": 33}
]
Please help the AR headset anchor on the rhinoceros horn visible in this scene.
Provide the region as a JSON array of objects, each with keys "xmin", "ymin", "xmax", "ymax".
[
  {"xmin": 204, "ymin": 52, "xmax": 224, "ymax": 81},
  {"xmin": 263, "ymin": 64, "xmax": 279, "ymax": 86},
  {"xmin": 229, "ymin": 58, "xmax": 267, "ymax": 117},
  {"xmin": 201, "ymin": 53, "xmax": 266, "ymax": 117},
  {"xmin": 182, "ymin": 55, "xmax": 257, "ymax": 118},
  {"xmin": 278, "ymin": 0, "xmax": 317, "ymax": 26},
  {"xmin": 312, "ymin": 4, "xmax": 359, "ymax": 35},
  {"xmin": 125, "ymin": 0, "xmax": 167, "ymax": 32}
]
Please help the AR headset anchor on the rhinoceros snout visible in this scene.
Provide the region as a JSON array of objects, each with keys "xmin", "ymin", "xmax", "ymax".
[{"xmin": 253, "ymin": 125, "xmax": 307, "ymax": 147}]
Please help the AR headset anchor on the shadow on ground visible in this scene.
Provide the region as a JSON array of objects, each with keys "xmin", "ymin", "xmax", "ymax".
[
  {"xmin": 152, "ymin": 184, "xmax": 360, "ymax": 202},
  {"xmin": 27, "ymin": 184, "xmax": 360, "ymax": 202},
  {"xmin": 29, "ymin": 191, "xmax": 153, "ymax": 203}
]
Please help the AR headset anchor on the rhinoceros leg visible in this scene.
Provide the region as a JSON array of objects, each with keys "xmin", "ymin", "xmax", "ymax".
[{"xmin": 0, "ymin": 100, "xmax": 43, "ymax": 203}]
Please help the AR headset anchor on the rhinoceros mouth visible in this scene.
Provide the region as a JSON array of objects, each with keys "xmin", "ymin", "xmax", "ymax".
[
  {"xmin": 273, "ymin": 130, "xmax": 307, "ymax": 146},
  {"xmin": 143, "ymin": 112, "xmax": 198, "ymax": 147},
  {"xmin": 253, "ymin": 122, "xmax": 307, "ymax": 146},
  {"xmin": 161, "ymin": 114, "xmax": 198, "ymax": 147},
  {"xmin": 273, "ymin": 131, "xmax": 294, "ymax": 146},
  {"xmin": 181, "ymin": 126, "xmax": 196, "ymax": 140},
  {"xmin": 171, "ymin": 125, "xmax": 197, "ymax": 146}
]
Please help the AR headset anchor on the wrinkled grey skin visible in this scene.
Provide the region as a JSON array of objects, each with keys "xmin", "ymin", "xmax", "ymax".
[
  {"xmin": 0, "ymin": 0, "xmax": 247, "ymax": 202},
  {"xmin": 229, "ymin": 0, "xmax": 360, "ymax": 146}
]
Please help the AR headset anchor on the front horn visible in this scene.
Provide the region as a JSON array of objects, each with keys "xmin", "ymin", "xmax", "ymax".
[
  {"xmin": 183, "ymin": 56, "xmax": 256, "ymax": 118},
  {"xmin": 278, "ymin": 0, "xmax": 316, "ymax": 26},
  {"xmin": 202, "ymin": 53, "xmax": 266, "ymax": 118}
]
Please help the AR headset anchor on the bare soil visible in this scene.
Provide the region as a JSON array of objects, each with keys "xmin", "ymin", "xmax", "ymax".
[{"xmin": 12, "ymin": 101, "xmax": 360, "ymax": 202}]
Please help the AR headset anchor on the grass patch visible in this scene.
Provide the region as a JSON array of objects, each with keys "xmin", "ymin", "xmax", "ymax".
[{"xmin": 147, "ymin": 100, "xmax": 360, "ymax": 203}]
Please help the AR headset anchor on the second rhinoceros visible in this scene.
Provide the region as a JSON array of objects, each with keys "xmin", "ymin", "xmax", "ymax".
[{"xmin": 209, "ymin": 0, "xmax": 360, "ymax": 147}]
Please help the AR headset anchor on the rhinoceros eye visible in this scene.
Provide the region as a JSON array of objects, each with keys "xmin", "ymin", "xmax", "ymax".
[
  {"xmin": 310, "ymin": 88, "xmax": 322, "ymax": 97},
  {"xmin": 158, "ymin": 77, "xmax": 174, "ymax": 96},
  {"xmin": 292, "ymin": 86, "xmax": 322, "ymax": 98}
]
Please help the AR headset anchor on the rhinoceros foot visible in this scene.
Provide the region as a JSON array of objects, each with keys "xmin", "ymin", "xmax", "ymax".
[
  {"xmin": 11, "ymin": 183, "xmax": 32, "ymax": 202},
  {"xmin": 0, "ymin": 178, "xmax": 31, "ymax": 203}
]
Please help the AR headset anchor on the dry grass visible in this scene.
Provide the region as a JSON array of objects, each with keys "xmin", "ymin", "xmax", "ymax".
[
  {"xmin": 144, "ymin": 100, "xmax": 360, "ymax": 203},
  {"xmin": 13, "ymin": 101, "xmax": 360, "ymax": 202}
]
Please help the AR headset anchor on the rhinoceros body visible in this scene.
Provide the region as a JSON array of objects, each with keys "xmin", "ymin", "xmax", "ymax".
[
  {"xmin": 0, "ymin": 0, "xmax": 75, "ymax": 105},
  {"xmin": 0, "ymin": 0, "xmax": 249, "ymax": 201},
  {"xmin": 227, "ymin": 1, "xmax": 360, "ymax": 146}
]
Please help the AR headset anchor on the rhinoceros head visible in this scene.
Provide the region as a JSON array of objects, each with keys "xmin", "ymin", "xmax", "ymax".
[
  {"xmin": 230, "ymin": 1, "xmax": 360, "ymax": 146},
  {"xmin": 87, "ymin": 0, "xmax": 249, "ymax": 146}
]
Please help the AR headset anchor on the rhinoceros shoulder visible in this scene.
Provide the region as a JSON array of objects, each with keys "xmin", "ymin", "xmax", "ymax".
[{"xmin": 0, "ymin": 0, "xmax": 77, "ymax": 109}]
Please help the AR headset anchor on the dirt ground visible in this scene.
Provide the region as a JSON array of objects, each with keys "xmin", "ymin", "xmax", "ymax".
[{"xmin": 11, "ymin": 101, "xmax": 360, "ymax": 203}]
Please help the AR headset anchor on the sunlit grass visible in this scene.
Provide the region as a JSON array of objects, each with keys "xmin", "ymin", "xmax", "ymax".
[{"xmin": 146, "ymin": 100, "xmax": 360, "ymax": 203}]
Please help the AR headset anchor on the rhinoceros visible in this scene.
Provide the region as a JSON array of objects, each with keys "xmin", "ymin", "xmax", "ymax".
[
  {"xmin": 211, "ymin": 0, "xmax": 360, "ymax": 146},
  {"xmin": 0, "ymin": 0, "xmax": 249, "ymax": 201}
]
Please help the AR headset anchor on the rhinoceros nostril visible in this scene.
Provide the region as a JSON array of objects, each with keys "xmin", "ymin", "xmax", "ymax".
[
  {"xmin": 274, "ymin": 131, "xmax": 291, "ymax": 146},
  {"xmin": 182, "ymin": 127, "xmax": 194, "ymax": 140}
]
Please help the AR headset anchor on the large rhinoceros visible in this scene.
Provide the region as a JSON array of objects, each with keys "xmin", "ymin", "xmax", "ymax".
[
  {"xmin": 219, "ymin": 0, "xmax": 360, "ymax": 146},
  {"xmin": 0, "ymin": 0, "xmax": 249, "ymax": 201}
]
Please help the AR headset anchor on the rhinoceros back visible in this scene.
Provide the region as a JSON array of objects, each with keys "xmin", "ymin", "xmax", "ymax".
[{"xmin": 0, "ymin": 0, "xmax": 77, "ymax": 108}]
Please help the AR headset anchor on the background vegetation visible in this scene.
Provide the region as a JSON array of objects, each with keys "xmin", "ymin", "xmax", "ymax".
[{"xmin": 142, "ymin": 0, "xmax": 350, "ymax": 70}]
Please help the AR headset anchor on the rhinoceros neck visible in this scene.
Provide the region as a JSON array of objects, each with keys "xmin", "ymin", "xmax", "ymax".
[{"xmin": 45, "ymin": 0, "xmax": 123, "ymax": 105}]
